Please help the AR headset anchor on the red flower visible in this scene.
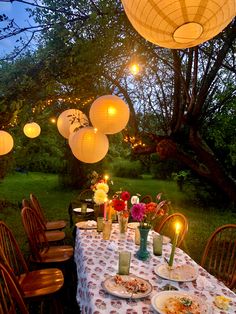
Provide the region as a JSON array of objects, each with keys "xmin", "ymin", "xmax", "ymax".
[
  {"xmin": 145, "ymin": 202, "xmax": 157, "ymax": 213},
  {"xmin": 121, "ymin": 191, "xmax": 130, "ymax": 201},
  {"xmin": 112, "ymin": 199, "xmax": 125, "ymax": 212}
]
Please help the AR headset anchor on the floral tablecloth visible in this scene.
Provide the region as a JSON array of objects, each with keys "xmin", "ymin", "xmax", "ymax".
[{"xmin": 74, "ymin": 224, "xmax": 236, "ymax": 314}]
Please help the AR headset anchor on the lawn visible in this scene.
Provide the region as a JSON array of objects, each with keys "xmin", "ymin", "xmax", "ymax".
[{"xmin": 0, "ymin": 171, "xmax": 235, "ymax": 263}]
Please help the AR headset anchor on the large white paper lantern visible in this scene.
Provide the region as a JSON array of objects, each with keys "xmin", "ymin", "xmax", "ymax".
[
  {"xmin": 121, "ymin": 0, "xmax": 236, "ymax": 49},
  {"xmin": 70, "ymin": 127, "xmax": 109, "ymax": 163},
  {"xmin": 23, "ymin": 122, "xmax": 41, "ymax": 138},
  {"xmin": 0, "ymin": 130, "xmax": 14, "ymax": 155},
  {"xmin": 57, "ymin": 109, "xmax": 89, "ymax": 139},
  {"xmin": 89, "ymin": 95, "xmax": 130, "ymax": 134}
]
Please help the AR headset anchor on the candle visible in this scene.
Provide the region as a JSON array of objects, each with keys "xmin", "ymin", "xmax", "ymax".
[
  {"xmin": 104, "ymin": 199, "xmax": 107, "ymax": 220},
  {"xmin": 108, "ymin": 201, "xmax": 111, "ymax": 220},
  {"xmin": 168, "ymin": 222, "xmax": 181, "ymax": 267},
  {"xmin": 104, "ymin": 175, "xmax": 109, "ymax": 183}
]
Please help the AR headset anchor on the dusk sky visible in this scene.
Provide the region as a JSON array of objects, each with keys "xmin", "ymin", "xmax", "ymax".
[{"xmin": 0, "ymin": 0, "xmax": 35, "ymax": 57}]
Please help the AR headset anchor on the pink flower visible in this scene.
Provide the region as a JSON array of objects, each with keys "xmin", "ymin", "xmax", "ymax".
[
  {"xmin": 121, "ymin": 191, "xmax": 130, "ymax": 201},
  {"xmin": 131, "ymin": 203, "xmax": 146, "ymax": 222}
]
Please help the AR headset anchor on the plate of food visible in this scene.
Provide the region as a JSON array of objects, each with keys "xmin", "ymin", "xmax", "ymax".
[
  {"xmin": 151, "ymin": 291, "xmax": 210, "ymax": 314},
  {"xmin": 102, "ymin": 274, "xmax": 152, "ymax": 299},
  {"xmin": 76, "ymin": 220, "xmax": 97, "ymax": 229},
  {"xmin": 73, "ymin": 207, "xmax": 94, "ymax": 213},
  {"xmin": 154, "ymin": 264, "xmax": 198, "ymax": 282},
  {"xmin": 127, "ymin": 222, "xmax": 140, "ymax": 229}
]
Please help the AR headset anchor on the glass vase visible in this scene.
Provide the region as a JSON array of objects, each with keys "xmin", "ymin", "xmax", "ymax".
[
  {"xmin": 117, "ymin": 212, "xmax": 128, "ymax": 234},
  {"xmin": 136, "ymin": 227, "xmax": 150, "ymax": 261}
]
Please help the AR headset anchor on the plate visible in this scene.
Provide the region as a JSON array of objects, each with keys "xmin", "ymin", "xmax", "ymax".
[
  {"xmin": 162, "ymin": 236, "xmax": 171, "ymax": 244},
  {"xmin": 76, "ymin": 220, "xmax": 97, "ymax": 229},
  {"xmin": 151, "ymin": 291, "xmax": 210, "ymax": 314},
  {"xmin": 154, "ymin": 264, "xmax": 198, "ymax": 282},
  {"xmin": 73, "ymin": 207, "xmax": 94, "ymax": 213},
  {"xmin": 102, "ymin": 274, "xmax": 152, "ymax": 299},
  {"xmin": 128, "ymin": 222, "xmax": 140, "ymax": 229}
]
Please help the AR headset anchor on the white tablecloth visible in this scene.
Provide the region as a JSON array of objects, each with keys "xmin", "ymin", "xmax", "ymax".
[{"xmin": 74, "ymin": 224, "xmax": 236, "ymax": 314}]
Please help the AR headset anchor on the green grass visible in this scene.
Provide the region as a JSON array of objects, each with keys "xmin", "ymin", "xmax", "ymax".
[{"xmin": 0, "ymin": 172, "xmax": 235, "ymax": 263}]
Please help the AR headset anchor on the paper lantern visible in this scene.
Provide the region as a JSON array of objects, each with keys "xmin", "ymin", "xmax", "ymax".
[
  {"xmin": 23, "ymin": 122, "xmax": 41, "ymax": 138},
  {"xmin": 57, "ymin": 109, "xmax": 89, "ymax": 139},
  {"xmin": 121, "ymin": 0, "xmax": 236, "ymax": 49},
  {"xmin": 0, "ymin": 130, "xmax": 14, "ymax": 155},
  {"xmin": 70, "ymin": 127, "xmax": 109, "ymax": 163},
  {"xmin": 89, "ymin": 95, "xmax": 130, "ymax": 134}
]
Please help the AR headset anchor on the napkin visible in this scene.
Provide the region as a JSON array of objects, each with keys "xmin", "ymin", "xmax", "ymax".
[
  {"xmin": 107, "ymin": 241, "xmax": 118, "ymax": 251},
  {"xmin": 196, "ymin": 275, "xmax": 215, "ymax": 290}
]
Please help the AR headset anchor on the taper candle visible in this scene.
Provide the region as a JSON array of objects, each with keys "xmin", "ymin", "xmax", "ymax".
[{"xmin": 168, "ymin": 222, "xmax": 181, "ymax": 267}]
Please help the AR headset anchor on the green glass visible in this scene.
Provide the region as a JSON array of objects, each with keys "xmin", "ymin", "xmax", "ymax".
[
  {"xmin": 118, "ymin": 251, "xmax": 131, "ymax": 275},
  {"xmin": 81, "ymin": 203, "xmax": 87, "ymax": 213},
  {"xmin": 153, "ymin": 235, "xmax": 163, "ymax": 256},
  {"xmin": 97, "ymin": 217, "xmax": 104, "ymax": 233},
  {"xmin": 102, "ymin": 220, "xmax": 112, "ymax": 240}
]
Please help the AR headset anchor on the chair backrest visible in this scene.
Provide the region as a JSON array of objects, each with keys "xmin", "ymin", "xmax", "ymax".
[
  {"xmin": 201, "ymin": 224, "xmax": 236, "ymax": 290},
  {"xmin": 78, "ymin": 189, "xmax": 94, "ymax": 202},
  {"xmin": 0, "ymin": 256, "xmax": 28, "ymax": 314},
  {"xmin": 21, "ymin": 207, "xmax": 49, "ymax": 262},
  {"xmin": 22, "ymin": 198, "xmax": 46, "ymax": 229},
  {"xmin": 0, "ymin": 221, "xmax": 28, "ymax": 278},
  {"xmin": 30, "ymin": 193, "xmax": 47, "ymax": 224},
  {"xmin": 140, "ymin": 195, "xmax": 153, "ymax": 203},
  {"xmin": 155, "ymin": 212, "xmax": 188, "ymax": 247}
]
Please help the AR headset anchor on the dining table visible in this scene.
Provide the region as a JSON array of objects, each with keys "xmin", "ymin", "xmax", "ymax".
[{"xmin": 74, "ymin": 223, "xmax": 236, "ymax": 314}]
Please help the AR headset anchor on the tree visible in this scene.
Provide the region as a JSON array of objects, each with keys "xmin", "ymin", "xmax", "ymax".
[{"xmin": 0, "ymin": 0, "xmax": 235, "ymax": 202}]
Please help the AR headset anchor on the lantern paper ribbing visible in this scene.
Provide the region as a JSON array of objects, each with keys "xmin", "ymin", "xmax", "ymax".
[
  {"xmin": 57, "ymin": 109, "xmax": 89, "ymax": 139},
  {"xmin": 70, "ymin": 127, "xmax": 109, "ymax": 163},
  {"xmin": 23, "ymin": 122, "xmax": 41, "ymax": 138},
  {"xmin": 0, "ymin": 130, "xmax": 14, "ymax": 155},
  {"xmin": 89, "ymin": 95, "xmax": 130, "ymax": 134},
  {"xmin": 121, "ymin": 0, "xmax": 236, "ymax": 49}
]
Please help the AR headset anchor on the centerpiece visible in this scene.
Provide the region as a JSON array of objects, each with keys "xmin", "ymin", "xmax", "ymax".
[
  {"xmin": 131, "ymin": 193, "xmax": 167, "ymax": 261},
  {"xmin": 112, "ymin": 190, "xmax": 130, "ymax": 235},
  {"xmin": 91, "ymin": 172, "xmax": 109, "ymax": 218}
]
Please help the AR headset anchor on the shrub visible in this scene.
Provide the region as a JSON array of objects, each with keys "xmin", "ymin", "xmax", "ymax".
[{"xmin": 111, "ymin": 159, "xmax": 143, "ymax": 178}]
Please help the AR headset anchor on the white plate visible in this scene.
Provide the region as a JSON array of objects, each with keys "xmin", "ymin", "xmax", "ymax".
[
  {"xmin": 154, "ymin": 264, "xmax": 198, "ymax": 282},
  {"xmin": 102, "ymin": 274, "xmax": 152, "ymax": 299},
  {"xmin": 127, "ymin": 222, "xmax": 140, "ymax": 229},
  {"xmin": 151, "ymin": 291, "xmax": 210, "ymax": 314},
  {"xmin": 162, "ymin": 236, "xmax": 171, "ymax": 244},
  {"xmin": 73, "ymin": 207, "xmax": 94, "ymax": 213},
  {"xmin": 76, "ymin": 220, "xmax": 97, "ymax": 229}
]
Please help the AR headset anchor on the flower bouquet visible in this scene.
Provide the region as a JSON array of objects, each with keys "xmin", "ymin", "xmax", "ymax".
[{"xmin": 111, "ymin": 190, "xmax": 130, "ymax": 234}]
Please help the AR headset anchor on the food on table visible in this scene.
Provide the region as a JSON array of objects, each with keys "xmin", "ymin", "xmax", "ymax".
[
  {"xmin": 114, "ymin": 275, "xmax": 148, "ymax": 294},
  {"xmin": 214, "ymin": 295, "xmax": 231, "ymax": 310},
  {"xmin": 162, "ymin": 296, "xmax": 201, "ymax": 314}
]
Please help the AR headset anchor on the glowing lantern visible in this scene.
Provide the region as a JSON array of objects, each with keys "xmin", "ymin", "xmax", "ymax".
[
  {"xmin": 121, "ymin": 0, "xmax": 236, "ymax": 49},
  {"xmin": 70, "ymin": 127, "xmax": 109, "ymax": 163},
  {"xmin": 57, "ymin": 109, "xmax": 89, "ymax": 139},
  {"xmin": 23, "ymin": 122, "xmax": 41, "ymax": 138},
  {"xmin": 0, "ymin": 130, "xmax": 14, "ymax": 155},
  {"xmin": 89, "ymin": 95, "xmax": 130, "ymax": 134}
]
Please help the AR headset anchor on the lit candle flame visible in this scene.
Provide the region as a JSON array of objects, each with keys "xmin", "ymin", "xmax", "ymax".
[
  {"xmin": 175, "ymin": 222, "xmax": 181, "ymax": 235},
  {"xmin": 104, "ymin": 175, "xmax": 109, "ymax": 182}
]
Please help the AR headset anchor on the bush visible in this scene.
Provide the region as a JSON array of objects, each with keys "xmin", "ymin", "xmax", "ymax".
[
  {"xmin": 150, "ymin": 154, "xmax": 182, "ymax": 180},
  {"xmin": 111, "ymin": 159, "xmax": 143, "ymax": 178}
]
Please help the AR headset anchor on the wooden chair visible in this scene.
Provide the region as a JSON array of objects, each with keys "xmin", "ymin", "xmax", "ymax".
[
  {"xmin": 22, "ymin": 199, "xmax": 65, "ymax": 243},
  {"xmin": 21, "ymin": 207, "xmax": 73, "ymax": 264},
  {"xmin": 0, "ymin": 221, "xmax": 64, "ymax": 300},
  {"xmin": 78, "ymin": 188, "xmax": 94, "ymax": 203},
  {"xmin": 201, "ymin": 224, "xmax": 236, "ymax": 290},
  {"xmin": 155, "ymin": 212, "xmax": 188, "ymax": 247},
  {"xmin": 140, "ymin": 195, "xmax": 153, "ymax": 203},
  {"xmin": 30, "ymin": 194, "xmax": 67, "ymax": 231},
  {"xmin": 0, "ymin": 259, "xmax": 28, "ymax": 314}
]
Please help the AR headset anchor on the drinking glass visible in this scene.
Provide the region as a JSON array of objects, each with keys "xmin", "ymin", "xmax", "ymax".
[
  {"xmin": 81, "ymin": 203, "xmax": 87, "ymax": 214},
  {"xmin": 97, "ymin": 217, "xmax": 104, "ymax": 233},
  {"xmin": 102, "ymin": 220, "xmax": 112, "ymax": 240},
  {"xmin": 153, "ymin": 235, "xmax": 163, "ymax": 256},
  {"xmin": 118, "ymin": 251, "xmax": 131, "ymax": 275}
]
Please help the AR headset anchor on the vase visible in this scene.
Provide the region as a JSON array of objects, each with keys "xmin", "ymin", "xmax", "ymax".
[
  {"xmin": 117, "ymin": 212, "xmax": 128, "ymax": 234},
  {"xmin": 136, "ymin": 227, "xmax": 150, "ymax": 261}
]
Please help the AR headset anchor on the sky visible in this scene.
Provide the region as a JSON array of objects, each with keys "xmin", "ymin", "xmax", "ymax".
[{"xmin": 0, "ymin": 0, "xmax": 35, "ymax": 57}]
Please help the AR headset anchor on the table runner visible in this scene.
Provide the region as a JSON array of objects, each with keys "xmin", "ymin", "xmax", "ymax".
[{"xmin": 74, "ymin": 224, "xmax": 236, "ymax": 314}]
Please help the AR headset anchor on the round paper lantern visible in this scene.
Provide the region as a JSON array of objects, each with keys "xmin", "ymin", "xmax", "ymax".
[
  {"xmin": 89, "ymin": 95, "xmax": 130, "ymax": 134},
  {"xmin": 70, "ymin": 127, "xmax": 109, "ymax": 163},
  {"xmin": 23, "ymin": 122, "xmax": 41, "ymax": 138},
  {"xmin": 0, "ymin": 130, "xmax": 14, "ymax": 155},
  {"xmin": 121, "ymin": 0, "xmax": 236, "ymax": 49},
  {"xmin": 57, "ymin": 109, "xmax": 89, "ymax": 139}
]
